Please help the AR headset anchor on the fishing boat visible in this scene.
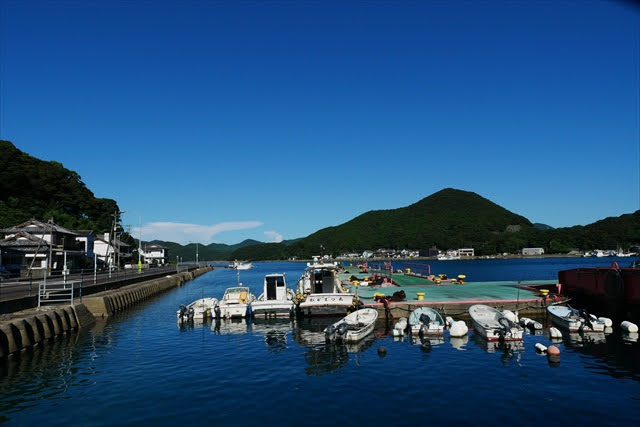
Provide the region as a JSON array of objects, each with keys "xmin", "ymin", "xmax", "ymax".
[
  {"xmin": 469, "ymin": 304, "xmax": 524, "ymax": 342},
  {"xmin": 251, "ymin": 273, "xmax": 295, "ymax": 318},
  {"xmin": 408, "ymin": 307, "xmax": 445, "ymax": 336},
  {"xmin": 218, "ymin": 286, "xmax": 255, "ymax": 319},
  {"xmin": 547, "ymin": 305, "xmax": 606, "ymax": 333},
  {"xmin": 176, "ymin": 297, "xmax": 219, "ymax": 322},
  {"xmin": 297, "ymin": 257, "xmax": 355, "ymax": 317},
  {"xmin": 324, "ymin": 308, "xmax": 378, "ymax": 343}
]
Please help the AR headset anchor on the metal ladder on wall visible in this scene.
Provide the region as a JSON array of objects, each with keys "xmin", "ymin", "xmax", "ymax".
[{"xmin": 38, "ymin": 279, "xmax": 81, "ymax": 308}]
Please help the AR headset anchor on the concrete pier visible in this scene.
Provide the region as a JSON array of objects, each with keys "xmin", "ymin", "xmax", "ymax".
[{"xmin": 0, "ymin": 266, "xmax": 213, "ymax": 357}]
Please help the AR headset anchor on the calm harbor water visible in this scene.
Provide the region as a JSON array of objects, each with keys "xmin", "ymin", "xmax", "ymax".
[{"xmin": 1, "ymin": 258, "xmax": 639, "ymax": 426}]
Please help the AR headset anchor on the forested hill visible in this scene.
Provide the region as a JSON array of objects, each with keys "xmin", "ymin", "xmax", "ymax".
[
  {"xmin": 293, "ymin": 188, "xmax": 534, "ymax": 254},
  {"xmin": 147, "ymin": 239, "xmax": 263, "ymax": 261},
  {"xmin": 0, "ymin": 140, "xmax": 119, "ymax": 232},
  {"xmin": 231, "ymin": 189, "xmax": 640, "ymax": 260}
]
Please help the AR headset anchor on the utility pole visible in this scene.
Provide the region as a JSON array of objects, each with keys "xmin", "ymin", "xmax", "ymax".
[{"xmin": 47, "ymin": 218, "xmax": 54, "ymax": 277}]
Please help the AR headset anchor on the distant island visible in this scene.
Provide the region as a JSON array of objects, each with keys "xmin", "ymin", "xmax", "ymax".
[{"xmin": 1, "ymin": 140, "xmax": 638, "ymax": 262}]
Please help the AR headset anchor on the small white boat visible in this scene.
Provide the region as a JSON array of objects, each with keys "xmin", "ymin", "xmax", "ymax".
[
  {"xmin": 469, "ymin": 304, "xmax": 523, "ymax": 342},
  {"xmin": 408, "ymin": 307, "xmax": 445, "ymax": 336},
  {"xmin": 229, "ymin": 260, "xmax": 253, "ymax": 270},
  {"xmin": 218, "ymin": 286, "xmax": 255, "ymax": 319},
  {"xmin": 547, "ymin": 306, "xmax": 606, "ymax": 333},
  {"xmin": 324, "ymin": 308, "xmax": 378, "ymax": 343},
  {"xmin": 251, "ymin": 273, "xmax": 295, "ymax": 318},
  {"xmin": 177, "ymin": 297, "xmax": 219, "ymax": 322},
  {"xmin": 297, "ymin": 258, "xmax": 355, "ymax": 317}
]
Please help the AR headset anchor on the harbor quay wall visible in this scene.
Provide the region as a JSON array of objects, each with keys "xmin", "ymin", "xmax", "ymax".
[
  {"xmin": 81, "ymin": 266, "xmax": 213, "ymax": 318},
  {"xmin": 0, "ymin": 267, "xmax": 213, "ymax": 358},
  {"xmin": 0, "ymin": 267, "xmax": 203, "ymax": 314}
]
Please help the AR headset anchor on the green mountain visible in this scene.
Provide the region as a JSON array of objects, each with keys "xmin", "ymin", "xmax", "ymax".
[
  {"xmin": 533, "ymin": 223, "xmax": 554, "ymax": 230},
  {"xmin": 230, "ymin": 188, "xmax": 640, "ymax": 260},
  {"xmin": 145, "ymin": 238, "xmax": 263, "ymax": 261},
  {"xmin": 0, "ymin": 140, "xmax": 119, "ymax": 232}
]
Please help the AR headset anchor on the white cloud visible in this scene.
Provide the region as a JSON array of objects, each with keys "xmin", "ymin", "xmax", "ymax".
[
  {"xmin": 133, "ymin": 221, "xmax": 263, "ymax": 245},
  {"xmin": 264, "ymin": 230, "xmax": 283, "ymax": 243}
]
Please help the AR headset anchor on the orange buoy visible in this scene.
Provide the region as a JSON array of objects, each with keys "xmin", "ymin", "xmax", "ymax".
[{"xmin": 547, "ymin": 345, "xmax": 561, "ymax": 364}]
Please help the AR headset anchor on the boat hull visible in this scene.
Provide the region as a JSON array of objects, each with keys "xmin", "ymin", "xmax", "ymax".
[
  {"xmin": 547, "ymin": 306, "xmax": 606, "ymax": 333},
  {"xmin": 469, "ymin": 304, "xmax": 524, "ymax": 342},
  {"xmin": 219, "ymin": 304, "xmax": 250, "ymax": 319},
  {"xmin": 408, "ymin": 307, "xmax": 445, "ymax": 336},
  {"xmin": 299, "ymin": 293, "xmax": 354, "ymax": 317},
  {"xmin": 251, "ymin": 301, "xmax": 294, "ymax": 318},
  {"xmin": 325, "ymin": 308, "xmax": 378, "ymax": 343}
]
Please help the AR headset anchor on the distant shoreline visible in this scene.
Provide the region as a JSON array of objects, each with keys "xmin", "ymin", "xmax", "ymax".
[{"xmin": 211, "ymin": 253, "xmax": 639, "ymax": 263}]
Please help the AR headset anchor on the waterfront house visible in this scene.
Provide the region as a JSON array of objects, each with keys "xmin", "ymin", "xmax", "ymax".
[
  {"xmin": 458, "ymin": 248, "xmax": 475, "ymax": 258},
  {"xmin": 522, "ymin": 247, "xmax": 544, "ymax": 256},
  {"xmin": 140, "ymin": 243, "xmax": 167, "ymax": 265},
  {"xmin": 94, "ymin": 233, "xmax": 131, "ymax": 267},
  {"xmin": 0, "ymin": 218, "xmax": 85, "ymax": 277}
]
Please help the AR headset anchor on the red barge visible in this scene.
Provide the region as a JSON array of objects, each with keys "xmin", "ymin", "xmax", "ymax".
[{"xmin": 558, "ymin": 261, "xmax": 640, "ymax": 317}]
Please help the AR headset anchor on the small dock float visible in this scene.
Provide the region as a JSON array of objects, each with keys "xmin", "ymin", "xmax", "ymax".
[{"xmin": 341, "ymin": 265, "xmax": 562, "ymax": 319}]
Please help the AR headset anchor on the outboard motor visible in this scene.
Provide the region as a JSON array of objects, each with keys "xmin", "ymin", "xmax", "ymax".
[
  {"xmin": 179, "ymin": 305, "xmax": 188, "ymax": 322},
  {"xmin": 187, "ymin": 306, "xmax": 195, "ymax": 322},
  {"xmin": 497, "ymin": 316, "xmax": 512, "ymax": 341},
  {"xmin": 336, "ymin": 322, "xmax": 349, "ymax": 340},
  {"xmin": 578, "ymin": 309, "xmax": 594, "ymax": 331},
  {"xmin": 214, "ymin": 305, "xmax": 221, "ymax": 320},
  {"xmin": 325, "ymin": 324, "xmax": 337, "ymax": 342},
  {"xmin": 418, "ymin": 313, "xmax": 431, "ymax": 339}
]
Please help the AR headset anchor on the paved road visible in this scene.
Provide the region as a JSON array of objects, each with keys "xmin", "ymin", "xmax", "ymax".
[{"xmin": 0, "ymin": 264, "xmax": 202, "ymax": 302}]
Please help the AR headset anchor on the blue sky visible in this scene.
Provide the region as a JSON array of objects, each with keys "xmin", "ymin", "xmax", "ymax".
[{"xmin": 1, "ymin": 1, "xmax": 638, "ymax": 245}]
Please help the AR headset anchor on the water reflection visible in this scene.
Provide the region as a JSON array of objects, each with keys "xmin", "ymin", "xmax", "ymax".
[
  {"xmin": 470, "ymin": 333, "xmax": 525, "ymax": 363},
  {"xmin": 211, "ymin": 318, "xmax": 251, "ymax": 335},
  {"xmin": 251, "ymin": 318, "xmax": 294, "ymax": 353},
  {"xmin": 450, "ymin": 334, "xmax": 469, "ymax": 351}
]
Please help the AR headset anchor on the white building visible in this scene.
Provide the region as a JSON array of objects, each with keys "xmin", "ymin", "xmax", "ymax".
[
  {"xmin": 94, "ymin": 232, "xmax": 131, "ymax": 267},
  {"xmin": 458, "ymin": 248, "xmax": 475, "ymax": 258},
  {"xmin": 141, "ymin": 244, "xmax": 167, "ymax": 265},
  {"xmin": 522, "ymin": 247, "xmax": 544, "ymax": 256}
]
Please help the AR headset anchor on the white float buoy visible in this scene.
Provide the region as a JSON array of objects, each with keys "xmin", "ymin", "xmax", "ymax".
[
  {"xmin": 535, "ymin": 343, "xmax": 548, "ymax": 353},
  {"xmin": 528, "ymin": 319, "xmax": 543, "ymax": 330},
  {"xmin": 623, "ymin": 332, "xmax": 639, "ymax": 343},
  {"xmin": 449, "ymin": 320, "xmax": 468, "ymax": 337},
  {"xmin": 445, "ymin": 316, "xmax": 454, "ymax": 328},
  {"xmin": 394, "ymin": 317, "xmax": 407, "ymax": 335},
  {"xmin": 502, "ymin": 310, "xmax": 517, "ymax": 323},
  {"xmin": 549, "ymin": 327, "xmax": 563, "ymax": 339},
  {"xmin": 598, "ymin": 317, "xmax": 612, "ymax": 327},
  {"xmin": 620, "ymin": 321, "xmax": 638, "ymax": 333}
]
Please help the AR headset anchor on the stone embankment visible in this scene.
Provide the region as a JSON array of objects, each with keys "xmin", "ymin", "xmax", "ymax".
[{"xmin": 0, "ymin": 267, "xmax": 212, "ymax": 357}]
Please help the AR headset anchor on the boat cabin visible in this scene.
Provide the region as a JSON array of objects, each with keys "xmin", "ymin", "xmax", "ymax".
[
  {"xmin": 264, "ymin": 274, "xmax": 287, "ymax": 300},
  {"xmin": 222, "ymin": 287, "xmax": 252, "ymax": 304}
]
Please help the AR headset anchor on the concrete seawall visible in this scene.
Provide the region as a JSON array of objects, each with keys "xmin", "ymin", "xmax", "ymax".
[
  {"xmin": 0, "ymin": 266, "xmax": 213, "ymax": 358},
  {"xmin": 82, "ymin": 267, "xmax": 211, "ymax": 318}
]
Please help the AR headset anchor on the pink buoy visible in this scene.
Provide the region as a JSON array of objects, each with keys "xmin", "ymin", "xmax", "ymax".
[{"xmin": 547, "ymin": 345, "xmax": 560, "ymax": 358}]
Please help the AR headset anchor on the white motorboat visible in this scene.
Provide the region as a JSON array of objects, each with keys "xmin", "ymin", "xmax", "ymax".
[
  {"xmin": 251, "ymin": 273, "xmax": 295, "ymax": 318},
  {"xmin": 469, "ymin": 304, "xmax": 524, "ymax": 342},
  {"xmin": 408, "ymin": 307, "xmax": 445, "ymax": 336},
  {"xmin": 176, "ymin": 297, "xmax": 219, "ymax": 322},
  {"xmin": 547, "ymin": 306, "xmax": 606, "ymax": 333},
  {"xmin": 324, "ymin": 308, "xmax": 378, "ymax": 343},
  {"xmin": 229, "ymin": 260, "xmax": 253, "ymax": 270},
  {"xmin": 218, "ymin": 286, "xmax": 255, "ymax": 319},
  {"xmin": 297, "ymin": 257, "xmax": 355, "ymax": 317}
]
